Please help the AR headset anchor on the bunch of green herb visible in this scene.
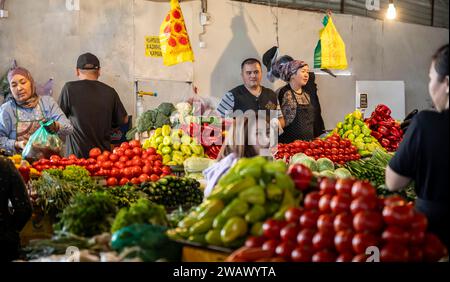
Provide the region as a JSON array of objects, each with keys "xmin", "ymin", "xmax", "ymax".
[
  {"xmin": 62, "ymin": 165, "xmax": 98, "ymax": 193},
  {"xmin": 55, "ymin": 191, "xmax": 118, "ymax": 237},
  {"xmin": 31, "ymin": 166, "xmax": 101, "ymax": 216},
  {"xmin": 101, "ymin": 184, "xmax": 149, "ymax": 208},
  {"xmin": 32, "ymin": 171, "xmax": 79, "ymax": 216},
  {"xmin": 111, "ymin": 198, "xmax": 169, "ymax": 233}
]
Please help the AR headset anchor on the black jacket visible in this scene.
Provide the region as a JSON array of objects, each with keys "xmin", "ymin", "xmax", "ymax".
[{"xmin": 0, "ymin": 156, "xmax": 32, "ymax": 256}]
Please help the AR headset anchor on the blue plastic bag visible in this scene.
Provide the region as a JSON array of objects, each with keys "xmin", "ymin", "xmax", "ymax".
[{"xmin": 22, "ymin": 120, "xmax": 63, "ymax": 162}]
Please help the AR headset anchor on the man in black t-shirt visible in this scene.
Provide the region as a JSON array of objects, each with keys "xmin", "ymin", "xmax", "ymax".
[{"xmin": 59, "ymin": 53, "xmax": 128, "ymax": 158}]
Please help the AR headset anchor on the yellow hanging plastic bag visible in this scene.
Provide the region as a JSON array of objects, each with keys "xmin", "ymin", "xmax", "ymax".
[
  {"xmin": 159, "ymin": 0, "xmax": 195, "ymax": 66},
  {"xmin": 314, "ymin": 16, "xmax": 348, "ymax": 70}
]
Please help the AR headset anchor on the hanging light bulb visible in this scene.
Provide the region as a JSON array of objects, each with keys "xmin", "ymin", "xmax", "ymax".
[{"xmin": 386, "ymin": 0, "xmax": 397, "ymax": 20}]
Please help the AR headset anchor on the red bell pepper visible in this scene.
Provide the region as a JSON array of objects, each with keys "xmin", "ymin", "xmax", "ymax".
[
  {"xmin": 381, "ymin": 138, "xmax": 390, "ymax": 148},
  {"xmin": 377, "ymin": 126, "xmax": 390, "ymax": 136},
  {"xmin": 387, "ymin": 135, "xmax": 400, "ymax": 142},
  {"xmin": 371, "ymin": 131, "xmax": 383, "ymax": 140},
  {"xmin": 378, "ymin": 121, "xmax": 393, "ymax": 128},
  {"xmin": 18, "ymin": 166, "xmax": 31, "ymax": 183},
  {"xmin": 375, "ymin": 104, "xmax": 392, "ymax": 118},
  {"xmin": 390, "ymin": 127, "xmax": 402, "ymax": 138}
]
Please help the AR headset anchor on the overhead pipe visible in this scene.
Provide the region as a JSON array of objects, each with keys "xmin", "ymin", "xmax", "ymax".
[{"xmin": 198, "ymin": 0, "xmax": 208, "ymax": 48}]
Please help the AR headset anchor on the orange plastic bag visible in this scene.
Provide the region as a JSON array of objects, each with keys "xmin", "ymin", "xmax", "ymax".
[{"xmin": 159, "ymin": 0, "xmax": 195, "ymax": 66}]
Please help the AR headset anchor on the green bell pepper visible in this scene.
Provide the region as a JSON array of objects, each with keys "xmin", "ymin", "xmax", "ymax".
[
  {"xmin": 221, "ymin": 198, "xmax": 249, "ymax": 218},
  {"xmin": 239, "ymin": 185, "xmax": 266, "ymax": 205},
  {"xmin": 353, "ymin": 125, "xmax": 361, "ymax": 136},
  {"xmin": 188, "ymin": 233, "xmax": 207, "ymax": 244},
  {"xmin": 220, "ymin": 217, "xmax": 248, "ymax": 244},
  {"xmin": 221, "ymin": 177, "xmax": 257, "ymax": 200},
  {"xmin": 274, "ymin": 173, "xmax": 295, "ymax": 191},
  {"xmin": 266, "ymin": 183, "xmax": 283, "ymax": 201},
  {"xmin": 264, "ymin": 202, "xmax": 281, "ymax": 215},
  {"xmin": 362, "ymin": 126, "xmax": 372, "ymax": 136},
  {"xmin": 239, "ymin": 165, "xmax": 262, "ymax": 179},
  {"xmin": 354, "ymin": 120, "xmax": 365, "ymax": 127},
  {"xmin": 212, "ymin": 214, "xmax": 228, "ymax": 229},
  {"xmin": 189, "ymin": 217, "xmax": 214, "ymax": 235},
  {"xmin": 263, "ymin": 161, "xmax": 286, "ymax": 176},
  {"xmin": 250, "ymin": 222, "xmax": 263, "ymax": 236},
  {"xmin": 205, "ymin": 229, "xmax": 223, "ymax": 246},
  {"xmin": 244, "ymin": 205, "xmax": 266, "ymax": 223},
  {"xmin": 197, "ymin": 199, "xmax": 225, "ymax": 220},
  {"xmin": 191, "ymin": 144, "xmax": 204, "ymax": 155}
]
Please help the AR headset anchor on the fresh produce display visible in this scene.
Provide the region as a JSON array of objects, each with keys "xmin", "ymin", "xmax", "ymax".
[
  {"xmin": 183, "ymin": 157, "xmax": 215, "ymax": 180},
  {"xmin": 30, "ymin": 166, "xmax": 101, "ymax": 215},
  {"xmin": 111, "ymin": 198, "xmax": 170, "ymax": 233},
  {"xmin": 54, "ymin": 191, "xmax": 118, "ymax": 237},
  {"xmin": 226, "ymin": 166, "xmax": 448, "ymax": 262},
  {"xmin": 288, "ymin": 154, "xmax": 352, "ymax": 179},
  {"xmin": 31, "ymin": 140, "xmax": 171, "ymax": 186},
  {"xmin": 126, "ymin": 102, "xmax": 176, "ymax": 139},
  {"xmin": 167, "ymin": 157, "xmax": 301, "ymax": 249},
  {"xmin": 344, "ymin": 148, "xmax": 392, "ymax": 188},
  {"xmin": 8, "ymin": 154, "xmax": 39, "ymax": 182},
  {"xmin": 364, "ymin": 104, "xmax": 404, "ymax": 152},
  {"xmin": 142, "ymin": 124, "xmax": 206, "ymax": 166},
  {"xmin": 104, "ymin": 184, "xmax": 149, "ymax": 209},
  {"xmin": 180, "ymin": 121, "xmax": 226, "ymax": 160},
  {"xmin": 275, "ymin": 134, "xmax": 361, "ymax": 165},
  {"xmin": 345, "ymin": 148, "xmax": 416, "ymax": 201},
  {"xmin": 140, "ymin": 176, "xmax": 203, "ymax": 210},
  {"xmin": 331, "ymin": 110, "xmax": 384, "ymax": 157}
]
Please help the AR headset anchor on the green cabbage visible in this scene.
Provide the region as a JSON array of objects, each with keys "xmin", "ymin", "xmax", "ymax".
[
  {"xmin": 334, "ymin": 168, "xmax": 352, "ymax": 179},
  {"xmin": 316, "ymin": 158, "xmax": 334, "ymax": 172},
  {"xmin": 319, "ymin": 170, "xmax": 335, "ymax": 178}
]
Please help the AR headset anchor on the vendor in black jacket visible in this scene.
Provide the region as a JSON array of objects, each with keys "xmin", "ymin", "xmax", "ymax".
[
  {"xmin": 271, "ymin": 58, "xmax": 325, "ymax": 143},
  {"xmin": 0, "ymin": 155, "xmax": 32, "ymax": 261},
  {"xmin": 386, "ymin": 44, "xmax": 449, "ymax": 249}
]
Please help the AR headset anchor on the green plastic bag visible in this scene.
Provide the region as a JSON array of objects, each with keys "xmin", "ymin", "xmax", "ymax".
[
  {"xmin": 22, "ymin": 120, "xmax": 63, "ymax": 162},
  {"xmin": 111, "ymin": 224, "xmax": 181, "ymax": 262}
]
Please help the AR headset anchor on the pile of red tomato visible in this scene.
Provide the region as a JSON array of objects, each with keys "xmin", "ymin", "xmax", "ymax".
[
  {"xmin": 242, "ymin": 165, "xmax": 448, "ymax": 262},
  {"xmin": 31, "ymin": 140, "xmax": 172, "ymax": 187},
  {"xmin": 274, "ymin": 134, "xmax": 361, "ymax": 165}
]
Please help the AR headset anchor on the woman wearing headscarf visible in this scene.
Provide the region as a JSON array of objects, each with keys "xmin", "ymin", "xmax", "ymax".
[
  {"xmin": 0, "ymin": 67, "xmax": 73, "ymax": 155},
  {"xmin": 272, "ymin": 59, "xmax": 325, "ymax": 143}
]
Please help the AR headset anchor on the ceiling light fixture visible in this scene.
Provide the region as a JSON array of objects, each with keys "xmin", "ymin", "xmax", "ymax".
[{"xmin": 386, "ymin": 0, "xmax": 397, "ymax": 20}]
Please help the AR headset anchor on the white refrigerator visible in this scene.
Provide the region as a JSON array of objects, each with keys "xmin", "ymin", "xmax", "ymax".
[{"xmin": 355, "ymin": 81, "xmax": 405, "ymax": 120}]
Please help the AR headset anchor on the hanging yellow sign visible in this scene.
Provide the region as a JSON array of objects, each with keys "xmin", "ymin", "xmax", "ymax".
[{"xmin": 145, "ymin": 36, "xmax": 162, "ymax": 57}]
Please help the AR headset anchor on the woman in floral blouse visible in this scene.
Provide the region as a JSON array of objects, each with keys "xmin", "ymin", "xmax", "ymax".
[{"xmin": 272, "ymin": 59, "xmax": 325, "ymax": 143}]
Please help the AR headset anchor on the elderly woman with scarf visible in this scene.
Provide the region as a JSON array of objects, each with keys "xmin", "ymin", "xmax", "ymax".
[
  {"xmin": 0, "ymin": 67, "xmax": 73, "ymax": 155},
  {"xmin": 272, "ymin": 59, "xmax": 325, "ymax": 143}
]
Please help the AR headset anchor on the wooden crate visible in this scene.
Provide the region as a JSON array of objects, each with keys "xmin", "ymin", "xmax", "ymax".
[
  {"xmin": 20, "ymin": 213, "xmax": 53, "ymax": 245},
  {"xmin": 182, "ymin": 245, "xmax": 230, "ymax": 262}
]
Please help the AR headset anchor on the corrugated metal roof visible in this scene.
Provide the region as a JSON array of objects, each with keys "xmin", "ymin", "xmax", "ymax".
[{"xmin": 233, "ymin": 0, "xmax": 449, "ymax": 28}]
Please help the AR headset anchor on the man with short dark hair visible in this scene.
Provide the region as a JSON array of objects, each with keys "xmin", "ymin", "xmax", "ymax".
[
  {"xmin": 217, "ymin": 58, "xmax": 285, "ymax": 128},
  {"xmin": 59, "ymin": 52, "xmax": 128, "ymax": 158}
]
